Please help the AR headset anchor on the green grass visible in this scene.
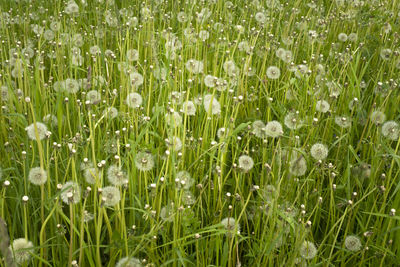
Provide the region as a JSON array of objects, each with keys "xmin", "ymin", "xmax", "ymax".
[{"xmin": 0, "ymin": 0, "xmax": 400, "ymax": 266}]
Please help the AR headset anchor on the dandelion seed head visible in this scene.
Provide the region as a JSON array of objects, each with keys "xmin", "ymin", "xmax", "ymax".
[
  {"xmin": 135, "ymin": 152, "xmax": 155, "ymax": 171},
  {"xmin": 238, "ymin": 155, "xmax": 254, "ymax": 172},
  {"xmin": 310, "ymin": 143, "xmax": 328, "ymax": 161},
  {"xmin": 10, "ymin": 238, "xmax": 34, "ymax": 264},
  {"xmin": 28, "ymin": 167, "xmax": 47, "ymax": 185},
  {"xmin": 61, "ymin": 181, "xmax": 81, "ymax": 204},
  {"xmin": 344, "ymin": 235, "xmax": 362, "ymax": 252},
  {"xmin": 115, "ymin": 256, "xmax": 143, "ymax": 267},
  {"xmin": 299, "ymin": 241, "xmax": 317, "ymax": 259},
  {"xmin": 25, "ymin": 122, "xmax": 48, "ymax": 140},
  {"xmin": 265, "ymin": 121, "xmax": 283, "ymax": 138},
  {"xmin": 101, "ymin": 186, "xmax": 121, "ymax": 207}
]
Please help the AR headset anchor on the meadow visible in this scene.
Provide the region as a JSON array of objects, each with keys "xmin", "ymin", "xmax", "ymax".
[{"xmin": 0, "ymin": 0, "xmax": 400, "ymax": 266}]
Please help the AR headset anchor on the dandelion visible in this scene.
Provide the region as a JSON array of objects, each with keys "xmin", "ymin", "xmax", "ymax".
[
  {"xmin": 104, "ymin": 107, "xmax": 118, "ymax": 119},
  {"xmin": 165, "ymin": 111, "xmax": 183, "ymax": 128},
  {"xmin": 182, "ymin": 190, "xmax": 195, "ymax": 205},
  {"xmin": 28, "ymin": 167, "xmax": 47, "ymax": 185},
  {"xmin": 185, "ymin": 59, "xmax": 203, "ymax": 74},
  {"xmin": 266, "ymin": 66, "xmax": 281, "ymax": 79},
  {"xmin": 130, "ymin": 72, "xmax": 144, "ymax": 87},
  {"xmin": 203, "ymin": 94, "xmax": 221, "ymax": 115},
  {"xmin": 238, "ymin": 155, "xmax": 254, "ymax": 172},
  {"xmin": 43, "ymin": 114, "xmax": 58, "ymax": 127},
  {"xmin": 255, "ymin": 12, "xmax": 266, "ymax": 24},
  {"xmin": 289, "ymin": 156, "xmax": 307, "ymax": 176},
  {"xmin": 64, "ymin": 78, "xmax": 80, "ymax": 93},
  {"xmin": 338, "ymin": 32, "xmax": 348, "ymax": 42},
  {"xmin": 107, "ymin": 164, "xmax": 127, "ymax": 186},
  {"xmin": 166, "ymin": 136, "xmax": 182, "ymax": 151},
  {"xmin": 344, "ymin": 235, "xmax": 362, "ymax": 252},
  {"xmin": 334, "ymin": 116, "xmax": 351, "ymax": 128},
  {"xmin": 220, "ymin": 217, "xmax": 240, "ymax": 237},
  {"xmin": 9, "ymin": 238, "xmax": 34, "ymax": 265},
  {"xmin": 60, "ymin": 181, "xmax": 81, "ymax": 204},
  {"xmin": 115, "ymin": 257, "xmax": 143, "ymax": 267},
  {"xmin": 370, "ymin": 111, "xmax": 386, "ymax": 125},
  {"xmin": 101, "ymin": 186, "xmax": 121, "ymax": 207},
  {"xmin": 265, "ymin": 121, "xmax": 283, "ymax": 138},
  {"xmin": 176, "ymin": 171, "xmax": 194, "ymax": 189},
  {"xmin": 204, "ymin": 75, "xmax": 217, "ymax": 88},
  {"xmin": 381, "ymin": 121, "xmax": 399, "ymax": 141},
  {"xmin": 84, "ymin": 167, "xmax": 101, "ymax": 185},
  {"xmin": 135, "ymin": 151, "xmax": 155, "ymax": 171},
  {"xmin": 223, "ymin": 60, "xmax": 239, "ymax": 76},
  {"xmin": 252, "ymin": 120, "xmax": 266, "ymax": 138},
  {"xmin": 25, "ymin": 122, "xmax": 49, "ymax": 140},
  {"xmin": 299, "ymin": 241, "xmax": 317, "ymax": 259},
  {"xmin": 315, "ymin": 100, "xmax": 330, "ymax": 113},
  {"xmin": 182, "ymin": 101, "xmax": 196, "ymax": 116},
  {"xmin": 380, "ymin": 48, "xmax": 392, "ymax": 61},
  {"xmin": 217, "ymin": 127, "xmax": 228, "ymax": 139},
  {"xmin": 126, "ymin": 92, "xmax": 143, "ymax": 108},
  {"xmin": 310, "ymin": 143, "xmax": 328, "ymax": 161},
  {"xmin": 126, "ymin": 49, "xmax": 139, "ymax": 61},
  {"xmin": 160, "ymin": 204, "xmax": 175, "ymax": 222},
  {"xmin": 284, "ymin": 112, "xmax": 303, "ymax": 130},
  {"xmin": 348, "ymin": 32, "xmax": 358, "ymax": 42},
  {"xmin": 86, "ymin": 90, "xmax": 101, "ymax": 104}
]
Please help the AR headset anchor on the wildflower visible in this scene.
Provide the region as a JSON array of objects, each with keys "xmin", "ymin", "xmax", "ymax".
[
  {"xmin": 9, "ymin": 238, "xmax": 34, "ymax": 265},
  {"xmin": 265, "ymin": 121, "xmax": 283, "ymax": 138},
  {"xmin": 315, "ymin": 100, "xmax": 330, "ymax": 113},
  {"xmin": 43, "ymin": 114, "xmax": 58, "ymax": 127},
  {"xmin": 284, "ymin": 112, "xmax": 303, "ymax": 130},
  {"xmin": 185, "ymin": 59, "xmax": 203, "ymax": 74},
  {"xmin": 126, "ymin": 49, "xmax": 139, "ymax": 62},
  {"xmin": 160, "ymin": 204, "xmax": 175, "ymax": 222},
  {"xmin": 177, "ymin": 11, "xmax": 188, "ymax": 23},
  {"xmin": 204, "ymin": 75, "xmax": 217, "ymax": 88},
  {"xmin": 86, "ymin": 90, "xmax": 101, "ymax": 104},
  {"xmin": 380, "ymin": 48, "xmax": 392, "ymax": 61},
  {"xmin": 289, "ymin": 156, "xmax": 307, "ymax": 176},
  {"xmin": 84, "ymin": 167, "xmax": 101, "ymax": 185},
  {"xmin": 344, "ymin": 235, "xmax": 362, "ymax": 252},
  {"xmin": 175, "ymin": 171, "xmax": 194, "ymax": 189},
  {"xmin": 255, "ymin": 12, "xmax": 266, "ymax": 24},
  {"xmin": 348, "ymin": 33, "xmax": 358, "ymax": 42},
  {"xmin": 104, "ymin": 107, "xmax": 118, "ymax": 119},
  {"xmin": 60, "ymin": 181, "xmax": 81, "ymax": 204},
  {"xmin": 89, "ymin": 45, "xmax": 101, "ymax": 55},
  {"xmin": 381, "ymin": 121, "xmax": 399, "ymax": 141},
  {"xmin": 126, "ymin": 92, "xmax": 143, "ymax": 108},
  {"xmin": 165, "ymin": 111, "xmax": 183, "ymax": 128},
  {"xmin": 334, "ymin": 116, "xmax": 351, "ymax": 128},
  {"xmin": 107, "ymin": 164, "xmax": 127, "ymax": 186},
  {"xmin": 135, "ymin": 152, "xmax": 155, "ymax": 171},
  {"xmin": 266, "ymin": 66, "xmax": 281, "ymax": 79},
  {"xmin": 182, "ymin": 101, "xmax": 196, "ymax": 116},
  {"xmin": 182, "ymin": 190, "xmax": 195, "ymax": 205},
  {"xmin": 25, "ymin": 122, "xmax": 49, "ymax": 140},
  {"xmin": 115, "ymin": 256, "xmax": 143, "ymax": 267},
  {"xmin": 338, "ymin": 33, "xmax": 348, "ymax": 42},
  {"xmin": 238, "ymin": 155, "xmax": 254, "ymax": 172},
  {"xmin": 28, "ymin": 167, "xmax": 47, "ymax": 185},
  {"xmin": 203, "ymin": 94, "xmax": 221, "ymax": 115},
  {"xmin": 217, "ymin": 127, "xmax": 228, "ymax": 139},
  {"xmin": 310, "ymin": 143, "xmax": 328, "ymax": 161},
  {"xmin": 252, "ymin": 120, "xmax": 266, "ymax": 138},
  {"xmin": 130, "ymin": 72, "xmax": 144, "ymax": 87},
  {"xmin": 64, "ymin": 78, "xmax": 80, "ymax": 93},
  {"xmin": 101, "ymin": 186, "xmax": 121, "ymax": 207},
  {"xmin": 220, "ymin": 217, "xmax": 240, "ymax": 237},
  {"xmin": 299, "ymin": 241, "xmax": 317, "ymax": 259},
  {"xmin": 166, "ymin": 136, "xmax": 182, "ymax": 151},
  {"xmin": 370, "ymin": 111, "xmax": 386, "ymax": 125},
  {"xmin": 223, "ymin": 60, "xmax": 239, "ymax": 76}
]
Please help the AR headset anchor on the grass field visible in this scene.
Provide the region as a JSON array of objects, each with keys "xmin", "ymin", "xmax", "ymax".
[{"xmin": 0, "ymin": 0, "xmax": 400, "ymax": 266}]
